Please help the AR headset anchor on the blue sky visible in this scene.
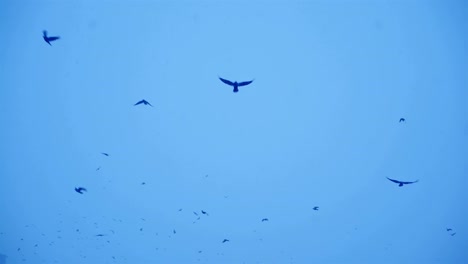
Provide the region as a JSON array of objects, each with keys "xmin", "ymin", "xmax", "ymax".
[{"xmin": 0, "ymin": 0, "xmax": 467, "ymax": 263}]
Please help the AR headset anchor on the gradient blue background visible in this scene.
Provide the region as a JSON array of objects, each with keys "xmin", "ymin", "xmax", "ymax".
[{"xmin": 0, "ymin": 0, "xmax": 467, "ymax": 263}]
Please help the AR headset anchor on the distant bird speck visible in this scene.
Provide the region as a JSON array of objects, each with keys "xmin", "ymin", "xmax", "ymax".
[
  {"xmin": 141, "ymin": 182, "xmax": 146, "ymax": 185},
  {"xmin": 447, "ymin": 228, "xmax": 452, "ymax": 232},
  {"xmin": 173, "ymin": 229, "xmax": 176, "ymax": 234},
  {"xmin": 399, "ymin": 118, "xmax": 406, "ymax": 122},
  {"xmin": 201, "ymin": 210, "xmax": 209, "ymax": 216},
  {"xmin": 219, "ymin": 77, "xmax": 254, "ymax": 93},
  {"xmin": 313, "ymin": 206, "xmax": 319, "ymax": 211},
  {"xmin": 101, "ymin": 153, "xmax": 110, "ymax": 156},
  {"xmin": 222, "ymin": 239, "xmax": 230, "ymax": 243},
  {"xmin": 96, "ymin": 166, "xmax": 101, "ymax": 171},
  {"xmin": 43, "ymin": 30, "xmax": 60, "ymax": 45},
  {"xmin": 134, "ymin": 99, "xmax": 152, "ymax": 107},
  {"xmin": 95, "ymin": 234, "xmax": 105, "ymax": 237},
  {"xmin": 451, "ymin": 233, "xmax": 456, "ymax": 236},
  {"xmin": 261, "ymin": 218, "xmax": 269, "ymax": 222},
  {"xmin": 386, "ymin": 177, "xmax": 419, "ymax": 187},
  {"xmin": 193, "ymin": 212, "xmax": 199, "ymax": 216},
  {"xmin": 74, "ymin": 187, "xmax": 87, "ymax": 194}
]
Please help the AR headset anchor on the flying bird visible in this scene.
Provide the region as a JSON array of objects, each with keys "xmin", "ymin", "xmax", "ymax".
[
  {"xmin": 74, "ymin": 187, "xmax": 87, "ymax": 194},
  {"xmin": 43, "ymin": 30, "xmax": 60, "ymax": 45},
  {"xmin": 134, "ymin": 99, "xmax": 152, "ymax": 107},
  {"xmin": 219, "ymin": 77, "xmax": 254, "ymax": 93},
  {"xmin": 222, "ymin": 239, "xmax": 230, "ymax": 243},
  {"xmin": 313, "ymin": 206, "xmax": 319, "ymax": 211},
  {"xmin": 101, "ymin": 153, "xmax": 110, "ymax": 157},
  {"xmin": 447, "ymin": 228, "xmax": 453, "ymax": 232},
  {"xmin": 451, "ymin": 233, "xmax": 456, "ymax": 236},
  {"xmin": 95, "ymin": 234, "xmax": 105, "ymax": 237},
  {"xmin": 386, "ymin": 177, "xmax": 419, "ymax": 187},
  {"xmin": 201, "ymin": 210, "xmax": 209, "ymax": 216},
  {"xmin": 261, "ymin": 218, "xmax": 269, "ymax": 222},
  {"xmin": 399, "ymin": 118, "xmax": 406, "ymax": 122}
]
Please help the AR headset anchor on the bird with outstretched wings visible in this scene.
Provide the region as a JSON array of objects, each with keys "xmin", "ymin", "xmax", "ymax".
[
  {"xmin": 43, "ymin": 30, "xmax": 60, "ymax": 45},
  {"xmin": 134, "ymin": 99, "xmax": 152, "ymax": 107},
  {"xmin": 218, "ymin": 77, "xmax": 254, "ymax": 93},
  {"xmin": 386, "ymin": 177, "xmax": 418, "ymax": 187},
  {"xmin": 399, "ymin": 118, "xmax": 406, "ymax": 122}
]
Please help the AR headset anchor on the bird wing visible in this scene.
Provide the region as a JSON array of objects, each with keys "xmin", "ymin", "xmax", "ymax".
[
  {"xmin": 48, "ymin": 36, "xmax": 60, "ymax": 42},
  {"xmin": 401, "ymin": 179, "xmax": 419, "ymax": 185},
  {"xmin": 134, "ymin": 100, "xmax": 143, "ymax": 106},
  {"xmin": 219, "ymin": 77, "xmax": 234, "ymax": 86},
  {"xmin": 146, "ymin": 101, "xmax": 153, "ymax": 107},
  {"xmin": 238, "ymin": 80, "xmax": 254, "ymax": 86},
  {"xmin": 43, "ymin": 30, "xmax": 48, "ymax": 37},
  {"xmin": 386, "ymin": 177, "xmax": 401, "ymax": 184}
]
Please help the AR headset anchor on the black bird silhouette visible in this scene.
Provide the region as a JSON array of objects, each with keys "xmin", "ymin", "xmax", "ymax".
[
  {"xmin": 74, "ymin": 187, "xmax": 87, "ymax": 194},
  {"xmin": 219, "ymin": 77, "xmax": 254, "ymax": 93},
  {"xmin": 43, "ymin": 30, "xmax": 60, "ymax": 45},
  {"xmin": 173, "ymin": 229, "xmax": 176, "ymax": 234},
  {"xmin": 222, "ymin": 239, "xmax": 230, "ymax": 243},
  {"xmin": 399, "ymin": 118, "xmax": 406, "ymax": 122},
  {"xmin": 95, "ymin": 234, "xmax": 105, "ymax": 237},
  {"xmin": 313, "ymin": 206, "xmax": 319, "ymax": 211},
  {"xmin": 134, "ymin": 99, "xmax": 152, "ymax": 107},
  {"xmin": 451, "ymin": 232, "xmax": 456, "ymax": 236},
  {"xmin": 386, "ymin": 177, "xmax": 419, "ymax": 187},
  {"xmin": 101, "ymin": 153, "xmax": 109, "ymax": 156},
  {"xmin": 447, "ymin": 228, "xmax": 453, "ymax": 232},
  {"xmin": 201, "ymin": 210, "xmax": 209, "ymax": 216},
  {"xmin": 261, "ymin": 218, "xmax": 269, "ymax": 222},
  {"xmin": 193, "ymin": 211, "xmax": 199, "ymax": 216}
]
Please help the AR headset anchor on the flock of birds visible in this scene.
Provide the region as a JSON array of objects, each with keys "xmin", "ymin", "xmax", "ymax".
[{"xmin": 23, "ymin": 30, "xmax": 455, "ymax": 263}]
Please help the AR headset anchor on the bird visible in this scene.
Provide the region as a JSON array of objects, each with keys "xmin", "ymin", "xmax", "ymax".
[
  {"xmin": 95, "ymin": 234, "xmax": 105, "ymax": 237},
  {"xmin": 173, "ymin": 229, "xmax": 176, "ymax": 234},
  {"xmin": 447, "ymin": 228, "xmax": 453, "ymax": 232},
  {"xmin": 399, "ymin": 118, "xmax": 406, "ymax": 122},
  {"xmin": 261, "ymin": 218, "xmax": 269, "ymax": 222},
  {"xmin": 313, "ymin": 206, "xmax": 319, "ymax": 211},
  {"xmin": 222, "ymin": 239, "xmax": 230, "ymax": 243},
  {"xmin": 193, "ymin": 212, "xmax": 199, "ymax": 216},
  {"xmin": 101, "ymin": 153, "xmax": 110, "ymax": 157},
  {"xmin": 386, "ymin": 177, "xmax": 419, "ymax": 187},
  {"xmin": 451, "ymin": 233, "xmax": 456, "ymax": 236},
  {"xmin": 134, "ymin": 99, "xmax": 152, "ymax": 107},
  {"xmin": 201, "ymin": 210, "xmax": 209, "ymax": 216},
  {"xmin": 74, "ymin": 187, "xmax": 87, "ymax": 194},
  {"xmin": 43, "ymin": 30, "xmax": 60, "ymax": 45},
  {"xmin": 218, "ymin": 77, "xmax": 254, "ymax": 93}
]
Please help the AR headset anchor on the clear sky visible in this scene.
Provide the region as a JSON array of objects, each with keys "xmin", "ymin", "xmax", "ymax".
[{"xmin": 0, "ymin": 0, "xmax": 467, "ymax": 263}]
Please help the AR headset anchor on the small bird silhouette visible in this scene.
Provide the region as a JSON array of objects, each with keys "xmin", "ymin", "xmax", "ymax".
[
  {"xmin": 222, "ymin": 239, "xmax": 230, "ymax": 243},
  {"xmin": 313, "ymin": 206, "xmax": 319, "ymax": 211},
  {"xmin": 261, "ymin": 218, "xmax": 269, "ymax": 222},
  {"xmin": 134, "ymin": 99, "xmax": 152, "ymax": 107},
  {"xmin": 201, "ymin": 210, "xmax": 209, "ymax": 216},
  {"xmin": 101, "ymin": 153, "xmax": 110, "ymax": 156},
  {"xmin": 193, "ymin": 212, "xmax": 199, "ymax": 216},
  {"xmin": 219, "ymin": 77, "xmax": 254, "ymax": 93},
  {"xmin": 447, "ymin": 228, "xmax": 453, "ymax": 232},
  {"xmin": 399, "ymin": 118, "xmax": 406, "ymax": 122},
  {"xmin": 451, "ymin": 232, "xmax": 456, "ymax": 236},
  {"xmin": 43, "ymin": 30, "xmax": 60, "ymax": 45},
  {"xmin": 95, "ymin": 234, "xmax": 105, "ymax": 237},
  {"xmin": 74, "ymin": 187, "xmax": 87, "ymax": 194},
  {"xmin": 386, "ymin": 177, "xmax": 419, "ymax": 187},
  {"xmin": 173, "ymin": 229, "xmax": 176, "ymax": 234}
]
